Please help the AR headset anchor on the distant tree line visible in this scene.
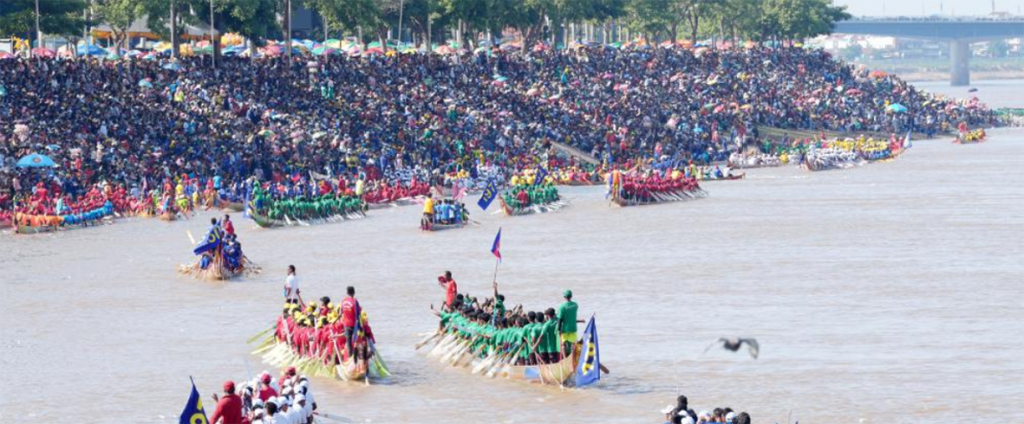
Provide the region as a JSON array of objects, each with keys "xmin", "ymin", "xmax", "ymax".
[{"xmin": 1, "ymin": 0, "xmax": 851, "ymax": 55}]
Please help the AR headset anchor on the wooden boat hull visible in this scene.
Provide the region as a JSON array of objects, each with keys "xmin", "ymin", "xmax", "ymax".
[
  {"xmin": 610, "ymin": 188, "xmax": 707, "ymax": 207},
  {"xmin": 499, "ymin": 197, "xmax": 565, "ymax": 216},
  {"xmin": 249, "ymin": 208, "xmax": 366, "ymax": 228},
  {"xmin": 15, "ymin": 216, "xmax": 114, "ymax": 234},
  {"xmin": 336, "ymin": 357, "xmax": 369, "ymax": 381},
  {"xmin": 421, "ymin": 221, "xmax": 467, "ymax": 231},
  {"xmin": 506, "ymin": 355, "xmax": 577, "ymax": 385}
]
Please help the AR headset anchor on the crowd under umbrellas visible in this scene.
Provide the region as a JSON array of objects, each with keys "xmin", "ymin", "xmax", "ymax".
[{"xmin": 0, "ymin": 46, "xmax": 998, "ymax": 231}]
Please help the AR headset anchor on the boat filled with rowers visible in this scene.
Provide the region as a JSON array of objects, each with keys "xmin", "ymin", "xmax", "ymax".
[
  {"xmin": 179, "ymin": 215, "xmax": 261, "ymax": 281},
  {"xmin": 250, "ymin": 287, "xmax": 390, "ymax": 382},
  {"xmin": 606, "ymin": 168, "xmax": 706, "ymax": 207},
  {"xmin": 499, "ymin": 171, "xmax": 565, "ymax": 216},
  {"xmin": 803, "ymin": 133, "xmax": 911, "ymax": 171},
  {"xmin": 418, "ymin": 278, "xmax": 604, "ymax": 387},
  {"xmin": 954, "ymin": 128, "xmax": 987, "ymax": 144},
  {"xmin": 247, "ymin": 181, "xmax": 365, "ymax": 228},
  {"xmin": 420, "ymin": 193, "xmax": 471, "ymax": 231}
]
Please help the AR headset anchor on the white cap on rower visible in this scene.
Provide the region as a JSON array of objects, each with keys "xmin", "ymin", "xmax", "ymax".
[
  {"xmin": 660, "ymin": 405, "xmax": 675, "ymax": 414},
  {"xmin": 295, "ymin": 393, "xmax": 306, "ymax": 403},
  {"xmin": 726, "ymin": 412, "xmax": 737, "ymax": 422}
]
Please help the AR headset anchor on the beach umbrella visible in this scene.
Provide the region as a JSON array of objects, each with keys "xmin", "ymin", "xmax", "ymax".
[
  {"xmin": 886, "ymin": 103, "xmax": 907, "ymax": 113},
  {"xmin": 324, "ymin": 39, "xmax": 342, "ymax": 49},
  {"xmin": 17, "ymin": 153, "xmax": 57, "ymax": 168},
  {"xmin": 363, "ymin": 47, "xmax": 385, "ymax": 55},
  {"xmin": 312, "ymin": 46, "xmax": 328, "ymax": 55},
  {"xmin": 434, "ymin": 45, "xmax": 454, "ymax": 55},
  {"xmin": 845, "ymin": 88, "xmax": 862, "ymax": 95},
  {"xmin": 869, "ymin": 70, "xmax": 888, "ymax": 78},
  {"xmin": 32, "ymin": 48, "xmax": 56, "ymax": 58},
  {"xmin": 0, "ymin": 51, "xmax": 14, "ymax": 59}
]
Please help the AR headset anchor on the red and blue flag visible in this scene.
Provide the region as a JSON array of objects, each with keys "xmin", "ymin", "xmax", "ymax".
[{"xmin": 491, "ymin": 228, "xmax": 502, "ymax": 262}]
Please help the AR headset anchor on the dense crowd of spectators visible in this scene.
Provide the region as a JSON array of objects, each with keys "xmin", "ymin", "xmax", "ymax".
[{"xmin": 0, "ymin": 46, "xmax": 996, "ymax": 215}]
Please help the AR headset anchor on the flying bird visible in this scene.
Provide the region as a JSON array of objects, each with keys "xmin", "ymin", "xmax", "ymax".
[{"xmin": 702, "ymin": 337, "xmax": 759, "ymax": 359}]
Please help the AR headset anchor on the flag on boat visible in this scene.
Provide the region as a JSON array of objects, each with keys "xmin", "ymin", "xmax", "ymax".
[
  {"xmin": 179, "ymin": 378, "xmax": 208, "ymax": 424},
  {"xmin": 534, "ymin": 165, "xmax": 548, "ymax": 186},
  {"xmin": 491, "ymin": 228, "xmax": 502, "ymax": 262},
  {"xmin": 477, "ymin": 179, "xmax": 499, "ymax": 211},
  {"xmin": 193, "ymin": 226, "xmax": 223, "ymax": 255},
  {"xmin": 902, "ymin": 131, "xmax": 912, "ymax": 149},
  {"xmin": 575, "ymin": 315, "xmax": 600, "ymax": 388},
  {"xmin": 242, "ymin": 188, "xmax": 252, "ymax": 219}
]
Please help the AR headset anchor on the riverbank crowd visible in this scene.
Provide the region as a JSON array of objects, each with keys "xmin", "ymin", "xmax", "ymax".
[{"xmin": 0, "ymin": 46, "xmax": 997, "ymax": 222}]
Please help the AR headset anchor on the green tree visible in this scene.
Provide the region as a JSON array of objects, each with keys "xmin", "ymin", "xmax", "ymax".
[
  {"xmin": 0, "ymin": 0, "xmax": 88, "ymax": 46},
  {"xmin": 988, "ymin": 40, "xmax": 1009, "ymax": 58},
  {"xmin": 95, "ymin": 0, "xmax": 147, "ymax": 51}
]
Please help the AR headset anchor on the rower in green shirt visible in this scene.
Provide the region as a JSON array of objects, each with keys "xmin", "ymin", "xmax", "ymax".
[{"xmin": 557, "ymin": 289, "xmax": 579, "ymax": 356}]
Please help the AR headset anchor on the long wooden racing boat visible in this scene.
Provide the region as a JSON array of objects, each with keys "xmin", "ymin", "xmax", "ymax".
[
  {"xmin": 178, "ymin": 253, "xmax": 261, "ymax": 281},
  {"xmin": 419, "ymin": 330, "xmax": 580, "ymax": 386},
  {"xmin": 421, "ymin": 221, "xmax": 467, "ymax": 231},
  {"xmin": 249, "ymin": 208, "xmax": 366, "ymax": 228},
  {"xmin": 250, "ymin": 321, "xmax": 390, "ymax": 383},
  {"xmin": 14, "ymin": 216, "xmax": 114, "ymax": 234},
  {"xmin": 609, "ymin": 187, "xmax": 707, "ymax": 207},
  {"xmin": 953, "ymin": 130, "xmax": 986, "ymax": 144},
  {"xmin": 498, "ymin": 197, "xmax": 566, "ymax": 216}
]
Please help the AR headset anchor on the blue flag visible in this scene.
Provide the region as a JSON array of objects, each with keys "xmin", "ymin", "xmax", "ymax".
[
  {"xmin": 477, "ymin": 179, "xmax": 499, "ymax": 211},
  {"xmin": 575, "ymin": 315, "xmax": 600, "ymax": 388},
  {"xmin": 179, "ymin": 379, "xmax": 208, "ymax": 424},
  {"xmin": 534, "ymin": 165, "xmax": 548, "ymax": 186},
  {"xmin": 193, "ymin": 226, "xmax": 222, "ymax": 255}
]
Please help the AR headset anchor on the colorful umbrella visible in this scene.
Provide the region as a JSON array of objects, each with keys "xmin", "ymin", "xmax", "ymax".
[
  {"xmin": 31, "ymin": 48, "xmax": 56, "ymax": 58},
  {"xmin": 17, "ymin": 153, "xmax": 57, "ymax": 168},
  {"xmin": 886, "ymin": 103, "xmax": 907, "ymax": 113},
  {"xmin": 0, "ymin": 51, "xmax": 14, "ymax": 60}
]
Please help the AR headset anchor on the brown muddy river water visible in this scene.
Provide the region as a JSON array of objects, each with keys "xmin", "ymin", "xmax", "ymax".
[{"xmin": 2, "ymin": 88, "xmax": 1022, "ymax": 424}]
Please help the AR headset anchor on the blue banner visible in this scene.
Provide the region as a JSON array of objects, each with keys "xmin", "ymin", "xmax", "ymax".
[
  {"xmin": 179, "ymin": 379, "xmax": 208, "ymax": 424},
  {"xmin": 575, "ymin": 315, "xmax": 600, "ymax": 388},
  {"xmin": 477, "ymin": 179, "xmax": 499, "ymax": 211},
  {"xmin": 534, "ymin": 165, "xmax": 548, "ymax": 186},
  {"xmin": 193, "ymin": 226, "xmax": 222, "ymax": 255}
]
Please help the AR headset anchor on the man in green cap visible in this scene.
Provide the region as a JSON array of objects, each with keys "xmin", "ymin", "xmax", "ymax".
[{"xmin": 557, "ymin": 289, "xmax": 580, "ymax": 357}]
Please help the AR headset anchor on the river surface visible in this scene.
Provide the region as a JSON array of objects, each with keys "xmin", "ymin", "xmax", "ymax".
[{"xmin": 2, "ymin": 87, "xmax": 1023, "ymax": 424}]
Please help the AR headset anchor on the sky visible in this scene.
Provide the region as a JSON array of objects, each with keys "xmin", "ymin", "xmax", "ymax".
[{"xmin": 835, "ymin": 0, "xmax": 1024, "ymax": 17}]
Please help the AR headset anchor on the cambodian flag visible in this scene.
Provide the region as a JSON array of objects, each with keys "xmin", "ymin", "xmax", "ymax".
[{"xmin": 491, "ymin": 228, "xmax": 502, "ymax": 262}]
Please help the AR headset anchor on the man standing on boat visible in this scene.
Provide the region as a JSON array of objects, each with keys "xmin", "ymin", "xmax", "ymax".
[
  {"xmin": 422, "ymin": 192, "xmax": 435, "ymax": 229},
  {"xmin": 340, "ymin": 286, "xmax": 359, "ymax": 360},
  {"xmin": 438, "ymin": 271, "xmax": 457, "ymax": 311},
  {"xmin": 223, "ymin": 214, "xmax": 234, "ymax": 237},
  {"xmin": 557, "ymin": 290, "xmax": 579, "ymax": 357},
  {"xmin": 284, "ymin": 265, "xmax": 302, "ymax": 305}
]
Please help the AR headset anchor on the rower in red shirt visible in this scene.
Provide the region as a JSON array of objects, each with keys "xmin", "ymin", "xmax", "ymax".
[
  {"xmin": 340, "ymin": 286, "xmax": 359, "ymax": 358},
  {"xmin": 209, "ymin": 381, "xmax": 243, "ymax": 424},
  {"xmin": 438, "ymin": 271, "xmax": 458, "ymax": 311},
  {"xmin": 222, "ymin": 214, "xmax": 235, "ymax": 236}
]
